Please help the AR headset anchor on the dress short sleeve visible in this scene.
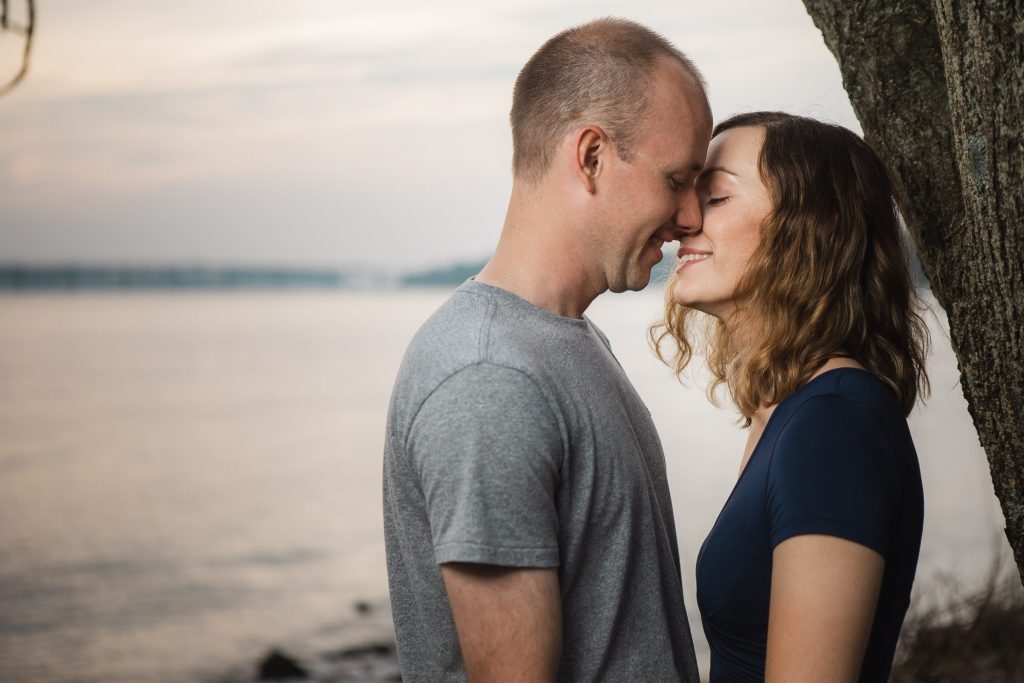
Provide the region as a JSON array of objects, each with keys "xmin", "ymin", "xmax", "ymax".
[
  {"xmin": 407, "ymin": 362, "xmax": 562, "ymax": 568},
  {"xmin": 766, "ymin": 394, "xmax": 901, "ymax": 557}
]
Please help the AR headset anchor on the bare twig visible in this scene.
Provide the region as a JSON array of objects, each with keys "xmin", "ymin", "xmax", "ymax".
[{"xmin": 0, "ymin": 0, "xmax": 35, "ymax": 98}]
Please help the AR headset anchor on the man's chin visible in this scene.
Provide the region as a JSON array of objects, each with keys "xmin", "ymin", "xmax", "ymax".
[{"xmin": 613, "ymin": 274, "xmax": 653, "ymax": 294}]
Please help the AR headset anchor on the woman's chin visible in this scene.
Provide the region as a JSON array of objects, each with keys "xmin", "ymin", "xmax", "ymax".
[
  {"xmin": 671, "ymin": 285, "xmax": 697, "ymax": 310},
  {"xmin": 671, "ymin": 292, "xmax": 719, "ymax": 319}
]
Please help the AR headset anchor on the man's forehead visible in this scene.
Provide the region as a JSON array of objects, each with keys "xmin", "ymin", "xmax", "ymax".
[
  {"xmin": 657, "ymin": 60, "xmax": 711, "ymax": 121},
  {"xmin": 634, "ymin": 71, "xmax": 712, "ymax": 172},
  {"xmin": 665, "ymin": 125, "xmax": 712, "ymax": 174},
  {"xmin": 633, "ymin": 145, "xmax": 705, "ymax": 176}
]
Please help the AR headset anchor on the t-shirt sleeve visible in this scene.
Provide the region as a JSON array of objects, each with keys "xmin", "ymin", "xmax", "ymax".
[
  {"xmin": 766, "ymin": 394, "xmax": 902, "ymax": 557},
  {"xmin": 407, "ymin": 362, "xmax": 562, "ymax": 568}
]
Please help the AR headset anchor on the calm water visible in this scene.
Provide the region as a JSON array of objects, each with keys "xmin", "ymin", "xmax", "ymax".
[{"xmin": 0, "ymin": 290, "xmax": 1004, "ymax": 682}]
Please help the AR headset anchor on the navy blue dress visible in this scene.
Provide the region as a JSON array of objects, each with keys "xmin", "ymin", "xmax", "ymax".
[{"xmin": 696, "ymin": 368, "xmax": 923, "ymax": 682}]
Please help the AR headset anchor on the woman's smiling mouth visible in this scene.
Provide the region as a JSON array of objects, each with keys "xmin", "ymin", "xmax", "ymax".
[{"xmin": 676, "ymin": 249, "xmax": 711, "ymax": 272}]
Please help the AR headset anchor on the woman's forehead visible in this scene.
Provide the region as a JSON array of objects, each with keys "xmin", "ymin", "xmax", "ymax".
[{"xmin": 707, "ymin": 126, "xmax": 763, "ymax": 164}]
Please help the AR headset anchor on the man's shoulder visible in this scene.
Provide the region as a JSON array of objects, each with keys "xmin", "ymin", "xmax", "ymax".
[
  {"xmin": 402, "ymin": 280, "xmax": 575, "ymax": 378},
  {"xmin": 390, "ymin": 280, "xmax": 618, "ymax": 430},
  {"xmin": 393, "ymin": 283, "xmax": 537, "ymax": 404},
  {"xmin": 401, "ymin": 281, "xmax": 516, "ymax": 374},
  {"xmin": 387, "ymin": 283, "xmax": 571, "ymax": 458}
]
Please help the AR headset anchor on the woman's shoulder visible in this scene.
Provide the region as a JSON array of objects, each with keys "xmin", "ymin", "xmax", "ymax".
[
  {"xmin": 777, "ymin": 367, "xmax": 903, "ymax": 428},
  {"xmin": 762, "ymin": 367, "xmax": 922, "ymax": 554},
  {"xmin": 766, "ymin": 367, "xmax": 918, "ymax": 474}
]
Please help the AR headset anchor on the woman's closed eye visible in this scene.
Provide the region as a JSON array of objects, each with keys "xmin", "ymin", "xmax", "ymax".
[{"xmin": 705, "ymin": 196, "xmax": 729, "ymax": 207}]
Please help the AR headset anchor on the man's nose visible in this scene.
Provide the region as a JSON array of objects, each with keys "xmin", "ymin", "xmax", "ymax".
[{"xmin": 675, "ymin": 184, "xmax": 702, "ymax": 235}]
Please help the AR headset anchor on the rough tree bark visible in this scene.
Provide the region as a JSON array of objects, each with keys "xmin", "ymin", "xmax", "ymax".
[{"xmin": 801, "ymin": 0, "xmax": 1024, "ymax": 581}]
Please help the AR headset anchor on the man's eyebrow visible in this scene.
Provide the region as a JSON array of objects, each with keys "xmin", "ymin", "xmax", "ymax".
[
  {"xmin": 696, "ymin": 166, "xmax": 739, "ymax": 182},
  {"xmin": 669, "ymin": 162, "xmax": 704, "ymax": 176}
]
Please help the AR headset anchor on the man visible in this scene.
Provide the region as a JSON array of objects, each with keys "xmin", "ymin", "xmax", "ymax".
[{"xmin": 383, "ymin": 17, "xmax": 712, "ymax": 682}]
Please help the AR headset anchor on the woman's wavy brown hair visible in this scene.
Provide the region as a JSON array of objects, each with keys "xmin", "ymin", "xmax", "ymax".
[{"xmin": 650, "ymin": 111, "xmax": 930, "ymax": 423}]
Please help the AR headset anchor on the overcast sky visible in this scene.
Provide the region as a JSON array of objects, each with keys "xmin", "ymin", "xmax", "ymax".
[{"xmin": 0, "ymin": 0, "xmax": 859, "ymax": 269}]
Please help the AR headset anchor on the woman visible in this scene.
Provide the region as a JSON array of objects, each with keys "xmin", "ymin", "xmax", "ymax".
[{"xmin": 652, "ymin": 112, "xmax": 930, "ymax": 682}]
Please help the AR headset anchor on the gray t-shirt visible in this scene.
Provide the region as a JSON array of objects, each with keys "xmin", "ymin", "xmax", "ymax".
[{"xmin": 383, "ymin": 279, "xmax": 698, "ymax": 682}]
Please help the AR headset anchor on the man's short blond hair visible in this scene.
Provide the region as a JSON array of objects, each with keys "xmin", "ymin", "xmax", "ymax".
[{"xmin": 510, "ymin": 17, "xmax": 706, "ymax": 184}]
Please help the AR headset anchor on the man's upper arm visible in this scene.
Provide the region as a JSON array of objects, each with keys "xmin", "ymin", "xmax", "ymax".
[
  {"xmin": 442, "ymin": 563, "xmax": 561, "ymax": 682},
  {"xmin": 409, "ymin": 363, "xmax": 564, "ymax": 680},
  {"xmin": 407, "ymin": 362, "xmax": 563, "ymax": 566}
]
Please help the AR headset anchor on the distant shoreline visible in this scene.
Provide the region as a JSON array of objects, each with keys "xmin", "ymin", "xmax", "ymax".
[
  {"xmin": 0, "ymin": 254, "xmax": 930, "ymax": 291},
  {"xmin": 0, "ymin": 256, "xmax": 679, "ymax": 292},
  {"xmin": 0, "ymin": 265, "xmax": 347, "ymax": 290},
  {"xmin": 0, "ymin": 263, "xmax": 484, "ymax": 291}
]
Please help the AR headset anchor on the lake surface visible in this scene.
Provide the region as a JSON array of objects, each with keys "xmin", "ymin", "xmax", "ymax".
[{"xmin": 0, "ymin": 289, "xmax": 1005, "ymax": 682}]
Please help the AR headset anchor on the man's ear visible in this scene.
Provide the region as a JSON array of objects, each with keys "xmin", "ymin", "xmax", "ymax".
[{"xmin": 573, "ymin": 125, "xmax": 609, "ymax": 194}]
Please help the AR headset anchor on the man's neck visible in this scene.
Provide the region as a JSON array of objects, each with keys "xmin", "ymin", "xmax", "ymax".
[
  {"xmin": 476, "ymin": 257, "xmax": 601, "ymax": 320},
  {"xmin": 476, "ymin": 186, "xmax": 603, "ymax": 320}
]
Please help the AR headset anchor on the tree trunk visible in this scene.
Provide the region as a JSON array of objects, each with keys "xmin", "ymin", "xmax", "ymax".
[{"xmin": 801, "ymin": 0, "xmax": 1024, "ymax": 581}]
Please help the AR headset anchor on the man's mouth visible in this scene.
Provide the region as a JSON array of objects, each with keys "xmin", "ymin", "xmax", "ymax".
[{"xmin": 648, "ymin": 237, "xmax": 669, "ymax": 256}]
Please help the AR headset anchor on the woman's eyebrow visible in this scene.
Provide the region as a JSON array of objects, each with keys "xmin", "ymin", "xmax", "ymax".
[{"xmin": 696, "ymin": 166, "xmax": 740, "ymax": 183}]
